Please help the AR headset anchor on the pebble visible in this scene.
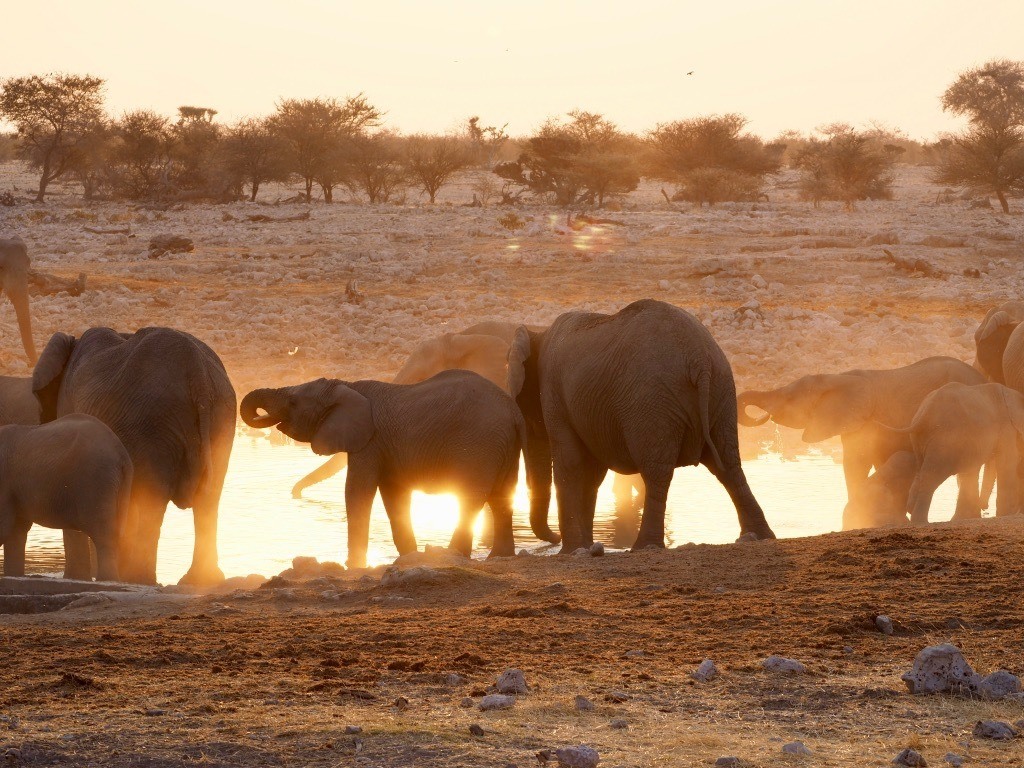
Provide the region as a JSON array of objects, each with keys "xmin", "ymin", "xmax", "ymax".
[
  {"xmin": 715, "ymin": 757, "xmax": 741, "ymax": 767},
  {"xmin": 782, "ymin": 741, "xmax": 812, "ymax": 756},
  {"xmin": 469, "ymin": 723, "xmax": 485, "ymax": 737},
  {"xmin": 943, "ymin": 754, "xmax": 963, "ymax": 767},
  {"xmin": 605, "ymin": 690, "xmax": 630, "ymax": 703},
  {"xmin": 460, "ymin": 697, "xmax": 474, "ymax": 708},
  {"xmin": 691, "ymin": 659, "xmax": 719, "ymax": 682},
  {"xmin": 972, "ymin": 720, "xmax": 1017, "ymax": 740},
  {"xmin": 610, "ymin": 718, "xmax": 628, "ymax": 730},
  {"xmin": 572, "ymin": 548, "xmax": 590, "ymax": 557},
  {"xmin": 762, "ymin": 656, "xmax": 807, "ymax": 674},
  {"xmin": 143, "ymin": 708, "xmax": 167, "ymax": 717},
  {"xmin": 843, "ymin": 646, "xmax": 854, "ymax": 655},
  {"xmin": 574, "ymin": 695, "xmax": 595, "ymax": 711},
  {"xmin": 496, "ymin": 669, "xmax": 528, "ymax": 695},
  {"xmin": 554, "ymin": 745, "xmax": 599, "ymax": 768},
  {"xmin": 444, "ymin": 673, "xmax": 467, "ymax": 686},
  {"xmin": 589, "ymin": 542, "xmax": 605, "ymax": 557},
  {"xmin": 875, "ymin": 615, "xmax": 894, "ymax": 635},
  {"xmin": 892, "ymin": 748, "xmax": 927, "ymax": 767},
  {"xmin": 345, "ymin": 725, "xmax": 362, "ymax": 734},
  {"xmin": 478, "ymin": 694, "xmax": 515, "ymax": 711}
]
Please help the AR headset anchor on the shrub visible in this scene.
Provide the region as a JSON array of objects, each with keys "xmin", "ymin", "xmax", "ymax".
[
  {"xmin": 792, "ymin": 124, "xmax": 898, "ymax": 209},
  {"xmin": 404, "ymin": 134, "xmax": 470, "ymax": 203}
]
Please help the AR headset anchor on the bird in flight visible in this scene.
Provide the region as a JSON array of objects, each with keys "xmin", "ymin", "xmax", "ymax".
[{"xmin": 687, "ymin": 71, "xmax": 694, "ymax": 76}]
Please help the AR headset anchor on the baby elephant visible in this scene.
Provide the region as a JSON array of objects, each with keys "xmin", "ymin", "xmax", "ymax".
[
  {"xmin": 842, "ymin": 451, "xmax": 916, "ymax": 530},
  {"xmin": 882, "ymin": 382, "xmax": 1024, "ymax": 523},
  {"xmin": 240, "ymin": 371, "xmax": 525, "ymax": 568},
  {"xmin": 0, "ymin": 414, "xmax": 133, "ymax": 581}
]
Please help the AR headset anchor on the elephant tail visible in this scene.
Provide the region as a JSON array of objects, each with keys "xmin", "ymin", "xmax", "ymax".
[{"xmin": 697, "ymin": 369, "xmax": 724, "ymax": 472}]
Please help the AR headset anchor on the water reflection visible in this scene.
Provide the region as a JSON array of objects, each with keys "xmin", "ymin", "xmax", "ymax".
[{"xmin": 10, "ymin": 435, "xmax": 966, "ymax": 584}]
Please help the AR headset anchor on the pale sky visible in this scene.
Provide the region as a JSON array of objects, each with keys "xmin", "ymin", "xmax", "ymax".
[{"xmin": 2, "ymin": 1, "xmax": 1021, "ymax": 139}]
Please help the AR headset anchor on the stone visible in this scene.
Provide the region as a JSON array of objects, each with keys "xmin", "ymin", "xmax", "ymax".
[
  {"xmin": 393, "ymin": 696, "xmax": 409, "ymax": 711},
  {"xmin": 875, "ymin": 615, "xmax": 894, "ymax": 635},
  {"xmin": 496, "ymin": 669, "xmax": 528, "ymax": 695},
  {"xmin": 478, "ymin": 694, "xmax": 515, "ymax": 711},
  {"xmin": 610, "ymin": 718, "xmax": 628, "ymax": 729},
  {"xmin": 143, "ymin": 708, "xmax": 167, "ymax": 717},
  {"xmin": 735, "ymin": 531, "xmax": 758, "ymax": 543},
  {"xmin": 658, "ymin": 279, "xmax": 671, "ymax": 291},
  {"xmin": 691, "ymin": 660, "xmax": 719, "ymax": 682},
  {"xmin": 589, "ymin": 542, "xmax": 605, "ymax": 557},
  {"xmin": 892, "ymin": 748, "xmax": 927, "ymax": 767},
  {"xmin": 972, "ymin": 720, "xmax": 1017, "ymax": 740},
  {"xmin": 943, "ymin": 754, "xmax": 963, "ymax": 767},
  {"xmin": 344, "ymin": 725, "xmax": 362, "ymax": 734},
  {"xmin": 148, "ymin": 234, "xmax": 194, "ymax": 257},
  {"xmin": 572, "ymin": 548, "xmax": 590, "ymax": 556},
  {"xmin": 605, "ymin": 690, "xmax": 630, "ymax": 703},
  {"xmin": 782, "ymin": 741, "xmax": 812, "ymax": 756},
  {"xmin": 460, "ymin": 697, "xmax": 474, "ymax": 708},
  {"xmin": 716, "ymin": 758, "xmax": 741, "ymax": 767},
  {"xmin": 444, "ymin": 673, "xmax": 467, "ymax": 686},
  {"xmin": 469, "ymin": 723, "xmax": 485, "ymax": 737},
  {"xmin": 762, "ymin": 656, "xmax": 807, "ymax": 674},
  {"xmin": 843, "ymin": 646, "xmax": 855, "ymax": 655},
  {"xmin": 751, "ymin": 274, "xmax": 768, "ymax": 289},
  {"xmin": 554, "ymin": 745, "xmax": 599, "ymax": 768},
  {"xmin": 978, "ymin": 670, "xmax": 1022, "ymax": 700},
  {"xmin": 574, "ymin": 695, "xmax": 595, "ymax": 711},
  {"xmin": 901, "ymin": 644, "xmax": 980, "ymax": 695}
]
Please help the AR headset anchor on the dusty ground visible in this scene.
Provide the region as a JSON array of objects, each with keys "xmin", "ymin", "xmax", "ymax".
[
  {"xmin": 1, "ymin": 165, "xmax": 1023, "ymax": 766},
  {"xmin": 1, "ymin": 519, "xmax": 1023, "ymax": 767}
]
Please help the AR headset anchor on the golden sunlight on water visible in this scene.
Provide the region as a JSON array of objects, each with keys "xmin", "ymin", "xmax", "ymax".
[{"xmin": 16, "ymin": 435, "xmax": 967, "ymax": 585}]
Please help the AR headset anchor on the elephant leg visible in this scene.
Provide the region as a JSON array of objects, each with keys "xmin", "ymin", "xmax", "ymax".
[
  {"xmin": 63, "ymin": 529, "xmax": 95, "ymax": 581},
  {"xmin": 2, "ymin": 524, "xmax": 30, "ymax": 577},
  {"xmin": 486, "ymin": 496, "xmax": 516, "ymax": 558},
  {"xmin": 344, "ymin": 471, "xmax": 378, "ymax": 569},
  {"xmin": 92, "ymin": 531, "xmax": 120, "ymax": 583},
  {"xmin": 631, "ymin": 474, "xmax": 646, "ymax": 510},
  {"xmin": 951, "ymin": 467, "xmax": 982, "ymax": 520},
  {"xmin": 841, "ymin": 443, "xmax": 873, "ymax": 507},
  {"xmin": 120, "ymin": 487, "xmax": 168, "ymax": 585},
  {"xmin": 179, "ymin": 489, "xmax": 225, "ymax": 587},
  {"xmin": 632, "ymin": 462, "xmax": 675, "ymax": 550},
  {"xmin": 907, "ymin": 466, "xmax": 945, "ymax": 525},
  {"xmin": 450, "ymin": 497, "xmax": 484, "ymax": 556},
  {"xmin": 994, "ymin": 441, "xmax": 1020, "ymax": 517},
  {"xmin": 379, "ymin": 484, "xmax": 416, "ymax": 556},
  {"xmin": 477, "ymin": 502, "xmax": 495, "ymax": 549},
  {"xmin": 612, "ymin": 473, "xmax": 641, "ymax": 548},
  {"xmin": 551, "ymin": 435, "xmax": 603, "ymax": 553}
]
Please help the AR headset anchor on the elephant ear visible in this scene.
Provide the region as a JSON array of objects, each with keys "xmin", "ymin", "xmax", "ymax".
[
  {"xmin": 507, "ymin": 326, "xmax": 532, "ymax": 398},
  {"xmin": 802, "ymin": 375, "xmax": 874, "ymax": 443},
  {"xmin": 975, "ymin": 309, "xmax": 1018, "ymax": 382},
  {"xmin": 310, "ymin": 383, "xmax": 375, "ymax": 456},
  {"xmin": 447, "ymin": 333, "xmax": 510, "ymax": 390},
  {"xmin": 31, "ymin": 332, "xmax": 75, "ymax": 421}
]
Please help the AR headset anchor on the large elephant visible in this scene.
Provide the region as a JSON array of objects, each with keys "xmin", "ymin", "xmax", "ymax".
[
  {"xmin": 841, "ymin": 451, "xmax": 916, "ymax": 529},
  {"xmin": 241, "ymin": 370, "xmax": 525, "ymax": 568},
  {"xmin": 878, "ymin": 382, "xmax": 1024, "ymax": 522},
  {"xmin": 0, "ymin": 415, "xmax": 132, "ymax": 581},
  {"xmin": 507, "ymin": 299, "xmax": 775, "ymax": 552},
  {"xmin": 0, "ymin": 236, "xmax": 38, "ymax": 364},
  {"xmin": 0, "ymin": 376, "xmax": 39, "ymax": 426},
  {"xmin": 737, "ymin": 356, "xmax": 986, "ymax": 528},
  {"xmin": 32, "ymin": 327, "xmax": 236, "ymax": 585},
  {"xmin": 975, "ymin": 300, "xmax": 1024, "ymax": 391}
]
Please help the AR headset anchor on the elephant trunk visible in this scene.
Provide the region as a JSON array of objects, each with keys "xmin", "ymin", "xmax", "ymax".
[
  {"xmin": 240, "ymin": 388, "xmax": 286, "ymax": 428},
  {"xmin": 6, "ymin": 279, "xmax": 36, "ymax": 365},
  {"xmin": 524, "ymin": 429, "xmax": 559, "ymax": 544},
  {"xmin": 736, "ymin": 391, "xmax": 771, "ymax": 427}
]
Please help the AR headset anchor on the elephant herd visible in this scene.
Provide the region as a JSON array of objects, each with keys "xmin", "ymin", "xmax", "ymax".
[{"xmin": 1, "ymin": 230, "xmax": 1021, "ymax": 584}]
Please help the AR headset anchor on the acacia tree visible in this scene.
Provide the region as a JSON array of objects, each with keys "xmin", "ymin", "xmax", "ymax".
[
  {"xmin": 466, "ymin": 116, "xmax": 509, "ymax": 168},
  {"xmin": 220, "ymin": 117, "xmax": 289, "ymax": 201},
  {"xmin": 0, "ymin": 73, "xmax": 105, "ymax": 201},
  {"xmin": 404, "ymin": 134, "xmax": 470, "ymax": 203},
  {"xmin": 107, "ymin": 110, "xmax": 174, "ymax": 199},
  {"xmin": 647, "ymin": 114, "xmax": 782, "ymax": 205},
  {"xmin": 345, "ymin": 131, "xmax": 408, "ymax": 203},
  {"xmin": 792, "ymin": 124, "xmax": 899, "ymax": 210},
  {"xmin": 934, "ymin": 59, "xmax": 1024, "ymax": 213},
  {"xmin": 170, "ymin": 105, "xmax": 222, "ymax": 195}
]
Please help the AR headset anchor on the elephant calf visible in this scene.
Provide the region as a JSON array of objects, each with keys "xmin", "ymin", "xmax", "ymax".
[
  {"xmin": 0, "ymin": 414, "xmax": 132, "ymax": 581},
  {"xmin": 842, "ymin": 451, "xmax": 916, "ymax": 530},
  {"xmin": 241, "ymin": 371, "xmax": 525, "ymax": 568},
  {"xmin": 880, "ymin": 382, "xmax": 1024, "ymax": 522}
]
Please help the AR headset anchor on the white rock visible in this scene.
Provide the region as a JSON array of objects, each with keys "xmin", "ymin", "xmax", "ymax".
[
  {"xmin": 658, "ymin": 279, "xmax": 671, "ymax": 291},
  {"xmin": 496, "ymin": 669, "xmax": 528, "ymax": 695},
  {"xmin": 901, "ymin": 644, "xmax": 980, "ymax": 695},
  {"xmin": 555, "ymin": 745, "xmax": 600, "ymax": 768},
  {"xmin": 762, "ymin": 656, "xmax": 807, "ymax": 674},
  {"xmin": 478, "ymin": 694, "xmax": 515, "ymax": 711},
  {"xmin": 875, "ymin": 615, "xmax": 894, "ymax": 635},
  {"xmin": 972, "ymin": 720, "xmax": 1017, "ymax": 740},
  {"xmin": 574, "ymin": 695, "xmax": 595, "ymax": 711},
  {"xmin": 782, "ymin": 741, "xmax": 812, "ymax": 756},
  {"xmin": 978, "ymin": 669, "xmax": 1022, "ymax": 700},
  {"xmin": 691, "ymin": 659, "xmax": 719, "ymax": 682},
  {"xmin": 892, "ymin": 748, "xmax": 927, "ymax": 766}
]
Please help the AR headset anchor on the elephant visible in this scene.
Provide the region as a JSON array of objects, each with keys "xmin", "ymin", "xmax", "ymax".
[
  {"xmin": 975, "ymin": 300, "xmax": 1024, "ymax": 391},
  {"xmin": 507, "ymin": 299, "xmax": 776, "ymax": 552},
  {"xmin": 241, "ymin": 370, "xmax": 526, "ymax": 568},
  {"xmin": 737, "ymin": 356, "xmax": 986, "ymax": 526},
  {"xmin": 0, "ymin": 236, "xmax": 38, "ymax": 364},
  {"xmin": 0, "ymin": 376, "xmax": 39, "ymax": 426},
  {"xmin": 841, "ymin": 451, "xmax": 916, "ymax": 530},
  {"xmin": 32, "ymin": 327, "xmax": 236, "ymax": 585},
  {"xmin": 877, "ymin": 382, "xmax": 1024, "ymax": 522},
  {"xmin": 0, "ymin": 414, "xmax": 132, "ymax": 581}
]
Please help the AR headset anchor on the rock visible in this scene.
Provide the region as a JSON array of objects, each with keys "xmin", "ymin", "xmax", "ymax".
[
  {"xmin": 943, "ymin": 754, "xmax": 963, "ymax": 767},
  {"xmin": 901, "ymin": 644, "xmax": 980, "ymax": 695},
  {"xmin": 658, "ymin": 279, "xmax": 671, "ymax": 291},
  {"xmin": 978, "ymin": 670, "xmax": 1021, "ymax": 700},
  {"xmin": 782, "ymin": 741, "xmax": 812, "ymax": 756},
  {"xmin": 589, "ymin": 542, "xmax": 605, "ymax": 557},
  {"xmin": 278, "ymin": 556, "xmax": 346, "ymax": 580},
  {"xmin": 143, "ymin": 708, "xmax": 167, "ymax": 717},
  {"xmin": 554, "ymin": 745, "xmax": 599, "ymax": 768},
  {"xmin": 893, "ymin": 748, "xmax": 927, "ymax": 767},
  {"xmin": 517, "ymin": 549, "xmax": 532, "ymax": 557},
  {"xmin": 751, "ymin": 274, "xmax": 768, "ymax": 289},
  {"xmin": 345, "ymin": 725, "xmax": 362, "ymax": 734},
  {"xmin": 604, "ymin": 690, "xmax": 630, "ymax": 703},
  {"xmin": 572, "ymin": 548, "xmax": 590, "ymax": 557},
  {"xmin": 574, "ymin": 695, "xmax": 595, "ymax": 711},
  {"xmin": 715, "ymin": 758, "xmax": 741, "ymax": 767},
  {"xmin": 843, "ymin": 646, "xmax": 855, "ymax": 655},
  {"xmin": 972, "ymin": 720, "xmax": 1017, "ymax": 740},
  {"xmin": 148, "ymin": 234, "xmax": 194, "ymax": 257},
  {"xmin": 478, "ymin": 694, "xmax": 515, "ymax": 711},
  {"xmin": 735, "ymin": 531, "xmax": 759, "ymax": 543},
  {"xmin": 610, "ymin": 718, "xmax": 628, "ymax": 729},
  {"xmin": 460, "ymin": 697, "xmax": 474, "ymax": 708},
  {"xmin": 393, "ymin": 696, "xmax": 409, "ymax": 711},
  {"xmin": 691, "ymin": 660, "xmax": 719, "ymax": 682},
  {"xmin": 444, "ymin": 673, "xmax": 467, "ymax": 686},
  {"xmin": 762, "ymin": 656, "xmax": 807, "ymax": 674},
  {"xmin": 469, "ymin": 723, "xmax": 485, "ymax": 737},
  {"xmin": 496, "ymin": 669, "xmax": 528, "ymax": 695},
  {"xmin": 875, "ymin": 615, "xmax": 894, "ymax": 635}
]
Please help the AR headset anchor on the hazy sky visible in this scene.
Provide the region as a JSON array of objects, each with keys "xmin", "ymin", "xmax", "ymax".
[{"xmin": 2, "ymin": 1, "xmax": 1021, "ymax": 139}]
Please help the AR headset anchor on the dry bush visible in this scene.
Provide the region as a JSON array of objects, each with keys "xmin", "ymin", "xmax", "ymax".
[
  {"xmin": 344, "ymin": 131, "xmax": 408, "ymax": 204},
  {"xmin": 403, "ymin": 134, "xmax": 470, "ymax": 203},
  {"xmin": 220, "ymin": 117, "xmax": 289, "ymax": 202},
  {"xmin": 793, "ymin": 124, "xmax": 898, "ymax": 209},
  {"xmin": 465, "ymin": 116, "xmax": 509, "ymax": 169},
  {"xmin": 671, "ymin": 167, "xmax": 765, "ymax": 205},
  {"xmin": 105, "ymin": 110, "xmax": 174, "ymax": 200}
]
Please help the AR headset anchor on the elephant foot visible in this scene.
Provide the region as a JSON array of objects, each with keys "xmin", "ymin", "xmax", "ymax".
[
  {"xmin": 177, "ymin": 564, "xmax": 225, "ymax": 587},
  {"xmin": 630, "ymin": 538, "xmax": 665, "ymax": 552},
  {"xmin": 486, "ymin": 545, "xmax": 515, "ymax": 559}
]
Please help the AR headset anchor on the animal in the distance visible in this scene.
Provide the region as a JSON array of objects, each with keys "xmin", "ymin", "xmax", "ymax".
[
  {"xmin": 737, "ymin": 357, "xmax": 986, "ymax": 525},
  {"xmin": 975, "ymin": 300, "xmax": 1024, "ymax": 391},
  {"xmin": 841, "ymin": 451, "xmax": 916, "ymax": 530},
  {"xmin": 0, "ymin": 414, "xmax": 132, "ymax": 581},
  {"xmin": 876, "ymin": 382, "xmax": 1024, "ymax": 522},
  {"xmin": 508, "ymin": 299, "xmax": 776, "ymax": 552},
  {"xmin": 32, "ymin": 327, "xmax": 236, "ymax": 585},
  {"xmin": 241, "ymin": 370, "xmax": 525, "ymax": 568},
  {"xmin": 0, "ymin": 236, "xmax": 38, "ymax": 364},
  {"xmin": 0, "ymin": 376, "xmax": 39, "ymax": 426}
]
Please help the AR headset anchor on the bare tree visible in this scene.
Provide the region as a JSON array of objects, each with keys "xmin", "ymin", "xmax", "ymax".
[
  {"xmin": 0, "ymin": 73, "xmax": 106, "ymax": 201},
  {"xmin": 404, "ymin": 134, "xmax": 470, "ymax": 203},
  {"xmin": 466, "ymin": 116, "xmax": 509, "ymax": 169},
  {"xmin": 220, "ymin": 117, "xmax": 289, "ymax": 202},
  {"xmin": 934, "ymin": 59, "xmax": 1024, "ymax": 213}
]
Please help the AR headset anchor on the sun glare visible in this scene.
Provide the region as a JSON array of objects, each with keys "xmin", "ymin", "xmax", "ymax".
[{"xmin": 410, "ymin": 491, "xmax": 461, "ymax": 537}]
